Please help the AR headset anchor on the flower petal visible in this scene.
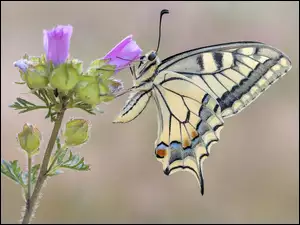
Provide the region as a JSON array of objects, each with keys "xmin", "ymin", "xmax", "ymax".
[
  {"xmin": 43, "ymin": 25, "xmax": 73, "ymax": 66},
  {"xmin": 103, "ymin": 35, "xmax": 142, "ymax": 70},
  {"xmin": 14, "ymin": 59, "xmax": 29, "ymax": 73},
  {"xmin": 104, "ymin": 35, "xmax": 133, "ymax": 60}
]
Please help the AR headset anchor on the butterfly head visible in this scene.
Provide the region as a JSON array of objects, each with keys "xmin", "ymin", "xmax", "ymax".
[{"xmin": 133, "ymin": 50, "xmax": 161, "ymax": 85}]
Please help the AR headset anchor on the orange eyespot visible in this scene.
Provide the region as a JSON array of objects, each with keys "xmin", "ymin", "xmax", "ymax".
[
  {"xmin": 183, "ymin": 139, "xmax": 190, "ymax": 148},
  {"xmin": 156, "ymin": 149, "xmax": 167, "ymax": 158},
  {"xmin": 191, "ymin": 130, "xmax": 198, "ymax": 139}
]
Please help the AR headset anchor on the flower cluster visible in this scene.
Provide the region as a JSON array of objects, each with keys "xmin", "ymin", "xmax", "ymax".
[{"xmin": 14, "ymin": 25, "xmax": 142, "ymax": 107}]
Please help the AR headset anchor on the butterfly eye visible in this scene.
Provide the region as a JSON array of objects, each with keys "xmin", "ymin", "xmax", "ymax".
[
  {"xmin": 148, "ymin": 52, "xmax": 157, "ymax": 61},
  {"xmin": 138, "ymin": 56, "xmax": 146, "ymax": 68}
]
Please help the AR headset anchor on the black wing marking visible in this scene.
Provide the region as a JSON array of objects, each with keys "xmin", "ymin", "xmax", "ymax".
[{"xmin": 156, "ymin": 42, "xmax": 292, "ymax": 118}]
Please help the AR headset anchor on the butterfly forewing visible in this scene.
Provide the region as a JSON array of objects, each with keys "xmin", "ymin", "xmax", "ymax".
[
  {"xmin": 152, "ymin": 71, "xmax": 224, "ymax": 194},
  {"xmin": 157, "ymin": 42, "xmax": 292, "ymax": 118},
  {"xmin": 113, "ymin": 90, "xmax": 152, "ymax": 123}
]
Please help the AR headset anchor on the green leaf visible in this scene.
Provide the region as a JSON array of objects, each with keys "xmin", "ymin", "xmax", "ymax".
[
  {"xmin": 1, "ymin": 159, "xmax": 26, "ymax": 187},
  {"xmin": 60, "ymin": 151, "xmax": 90, "ymax": 171},
  {"xmin": 16, "ymin": 97, "xmax": 36, "ymax": 107},
  {"xmin": 72, "ymin": 101, "xmax": 96, "ymax": 115},
  {"xmin": 10, "ymin": 97, "xmax": 49, "ymax": 114},
  {"xmin": 46, "ymin": 150, "xmax": 90, "ymax": 176},
  {"xmin": 47, "ymin": 169, "xmax": 64, "ymax": 177}
]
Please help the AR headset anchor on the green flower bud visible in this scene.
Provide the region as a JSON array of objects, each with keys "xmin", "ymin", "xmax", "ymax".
[
  {"xmin": 75, "ymin": 76, "xmax": 101, "ymax": 105},
  {"xmin": 17, "ymin": 123, "xmax": 41, "ymax": 156},
  {"xmin": 14, "ymin": 55, "xmax": 50, "ymax": 88},
  {"xmin": 26, "ymin": 65, "xmax": 49, "ymax": 89},
  {"xmin": 50, "ymin": 63, "xmax": 79, "ymax": 91},
  {"xmin": 71, "ymin": 59, "xmax": 83, "ymax": 75},
  {"xmin": 64, "ymin": 119, "xmax": 89, "ymax": 146}
]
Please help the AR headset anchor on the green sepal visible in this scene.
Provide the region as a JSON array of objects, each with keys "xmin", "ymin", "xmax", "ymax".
[
  {"xmin": 25, "ymin": 64, "xmax": 49, "ymax": 89},
  {"xmin": 75, "ymin": 76, "xmax": 102, "ymax": 105},
  {"xmin": 64, "ymin": 119, "xmax": 89, "ymax": 146},
  {"xmin": 50, "ymin": 63, "xmax": 79, "ymax": 91},
  {"xmin": 98, "ymin": 64, "xmax": 116, "ymax": 80}
]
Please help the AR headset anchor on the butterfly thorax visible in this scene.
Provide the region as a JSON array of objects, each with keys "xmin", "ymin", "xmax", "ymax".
[{"xmin": 133, "ymin": 50, "xmax": 161, "ymax": 89}]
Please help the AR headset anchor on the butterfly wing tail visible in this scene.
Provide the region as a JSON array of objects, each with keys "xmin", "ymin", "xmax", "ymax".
[{"xmin": 153, "ymin": 72, "xmax": 224, "ymax": 194}]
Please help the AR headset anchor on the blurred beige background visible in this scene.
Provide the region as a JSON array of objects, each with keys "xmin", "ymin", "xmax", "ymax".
[{"xmin": 1, "ymin": 1, "xmax": 299, "ymax": 224}]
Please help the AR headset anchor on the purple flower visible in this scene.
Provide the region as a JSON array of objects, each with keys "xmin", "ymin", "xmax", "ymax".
[
  {"xmin": 14, "ymin": 59, "xmax": 30, "ymax": 73},
  {"xmin": 104, "ymin": 35, "xmax": 142, "ymax": 70},
  {"xmin": 43, "ymin": 25, "xmax": 73, "ymax": 66}
]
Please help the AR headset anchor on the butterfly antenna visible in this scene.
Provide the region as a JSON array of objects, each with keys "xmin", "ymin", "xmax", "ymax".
[{"xmin": 155, "ymin": 9, "xmax": 169, "ymax": 53}]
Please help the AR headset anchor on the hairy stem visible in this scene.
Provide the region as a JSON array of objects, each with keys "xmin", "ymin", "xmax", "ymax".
[
  {"xmin": 27, "ymin": 156, "xmax": 32, "ymax": 205},
  {"xmin": 21, "ymin": 108, "xmax": 66, "ymax": 224}
]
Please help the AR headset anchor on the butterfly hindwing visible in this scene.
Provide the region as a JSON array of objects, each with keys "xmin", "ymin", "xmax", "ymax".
[
  {"xmin": 152, "ymin": 71, "xmax": 224, "ymax": 194},
  {"xmin": 157, "ymin": 42, "xmax": 292, "ymax": 118}
]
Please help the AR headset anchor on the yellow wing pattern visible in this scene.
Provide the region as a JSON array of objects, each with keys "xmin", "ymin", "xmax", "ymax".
[
  {"xmin": 152, "ymin": 71, "xmax": 224, "ymax": 194},
  {"xmin": 157, "ymin": 42, "xmax": 292, "ymax": 118},
  {"xmin": 113, "ymin": 90, "xmax": 152, "ymax": 123}
]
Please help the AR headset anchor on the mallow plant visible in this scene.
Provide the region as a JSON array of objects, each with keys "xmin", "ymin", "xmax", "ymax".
[{"xmin": 1, "ymin": 24, "xmax": 142, "ymax": 224}]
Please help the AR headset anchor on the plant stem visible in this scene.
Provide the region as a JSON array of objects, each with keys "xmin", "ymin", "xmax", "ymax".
[
  {"xmin": 21, "ymin": 108, "xmax": 66, "ymax": 224},
  {"xmin": 27, "ymin": 156, "xmax": 32, "ymax": 204}
]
